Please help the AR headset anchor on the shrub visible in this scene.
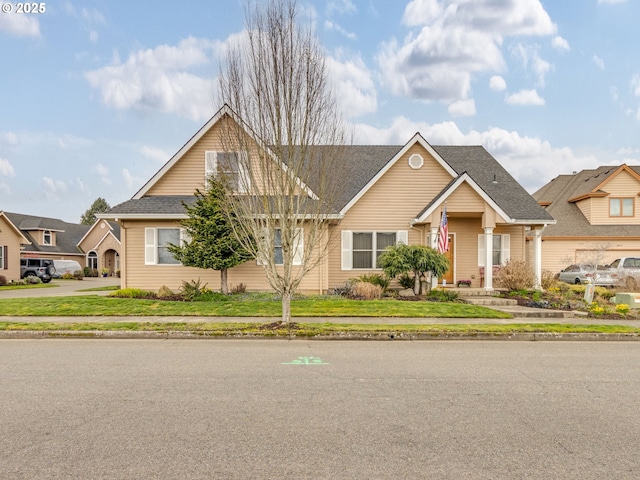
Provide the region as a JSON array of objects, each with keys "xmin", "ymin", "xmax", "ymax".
[
  {"xmin": 332, "ymin": 280, "xmax": 355, "ymax": 298},
  {"xmin": 231, "ymin": 283, "xmax": 247, "ymax": 295},
  {"xmin": 397, "ymin": 273, "xmax": 415, "ymax": 290},
  {"xmin": 180, "ymin": 279, "xmax": 210, "ymax": 301},
  {"xmin": 351, "ymin": 281, "xmax": 383, "ymax": 300},
  {"xmin": 73, "ymin": 270, "xmax": 84, "ymax": 280},
  {"xmin": 425, "ymin": 289, "xmax": 460, "ymax": 302},
  {"xmin": 615, "ymin": 304, "xmax": 630, "ymax": 315},
  {"xmin": 157, "ymin": 285, "xmax": 174, "ymax": 298},
  {"xmin": 61, "ymin": 273, "xmax": 75, "ymax": 280},
  {"xmin": 26, "ymin": 276, "xmax": 42, "ymax": 284},
  {"xmin": 494, "ymin": 260, "xmax": 535, "ymax": 291},
  {"xmin": 0, "ymin": 275, "xmax": 6, "ymax": 286},
  {"xmin": 541, "ymin": 270, "xmax": 556, "ymax": 290},
  {"xmin": 109, "ymin": 288, "xmax": 156, "ymax": 299},
  {"xmin": 356, "ymin": 273, "xmax": 390, "ymax": 291}
]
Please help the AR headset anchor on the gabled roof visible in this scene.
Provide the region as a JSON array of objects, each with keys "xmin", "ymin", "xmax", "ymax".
[
  {"xmin": 532, "ymin": 165, "xmax": 640, "ymax": 237},
  {"xmin": 78, "ymin": 219, "xmax": 121, "ymax": 248},
  {"xmin": 0, "ymin": 211, "xmax": 30, "ymax": 244},
  {"xmin": 2, "ymin": 212, "xmax": 91, "ymax": 254},
  {"xmin": 106, "ymin": 112, "xmax": 552, "ymax": 224}
]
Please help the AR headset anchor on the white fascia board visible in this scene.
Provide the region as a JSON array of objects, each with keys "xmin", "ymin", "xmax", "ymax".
[
  {"xmin": 92, "ymin": 230, "xmax": 122, "ymax": 251},
  {"xmin": 97, "ymin": 214, "xmax": 188, "ymax": 220},
  {"xmin": 339, "ymin": 133, "xmax": 458, "ymax": 215},
  {"xmin": 0, "ymin": 212, "xmax": 31, "ymax": 243},
  {"xmin": 413, "ymin": 173, "xmax": 511, "ymax": 224},
  {"xmin": 132, "ymin": 104, "xmax": 318, "ymax": 201},
  {"xmin": 77, "ymin": 219, "xmax": 113, "ymax": 247}
]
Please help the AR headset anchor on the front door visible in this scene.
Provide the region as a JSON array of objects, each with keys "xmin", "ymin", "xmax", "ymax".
[{"xmin": 441, "ymin": 234, "xmax": 454, "ymax": 285}]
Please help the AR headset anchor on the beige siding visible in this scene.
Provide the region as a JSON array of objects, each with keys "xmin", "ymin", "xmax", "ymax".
[
  {"xmin": 590, "ymin": 170, "xmax": 640, "ymax": 225},
  {"xmin": 0, "ymin": 217, "xmax": 25, "ymax": 282},
  {"xmin": 575, "ymin": 198, "xmax": 592, "ymax": 223},
  {"xmin": 120, "ymin": 219, "xmax": 324, "ymax": 293},
  {"xmin": 326, "ymin": 144, "xmax": 527, "ymax": 289},
  {"xmin": 541, "ymin": 238, "xmax": 640, "ymax": 273},
  {"xmin": 79, "ymin": 221, "xmax": 112, "ymax": 252}
]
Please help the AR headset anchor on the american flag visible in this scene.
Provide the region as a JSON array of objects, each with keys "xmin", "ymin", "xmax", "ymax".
[{"xmin": 437, "ymin": 206, "xmax": 449, "ymax": 254}]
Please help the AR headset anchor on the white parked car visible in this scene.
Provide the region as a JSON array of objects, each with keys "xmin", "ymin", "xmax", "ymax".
[
  {"xmin": 607, "ymin": 257, "xmax": 640, "ymax": 289},
  {"xmin": 52, "ymin": 260, "xmax": 82, "ymax": 278},
  {"xmin": 557, "ymin": 264, "xmax": 615, "ymax": 286}
]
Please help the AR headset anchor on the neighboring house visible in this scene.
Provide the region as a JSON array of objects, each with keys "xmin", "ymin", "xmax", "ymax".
[
  {"xmin": 102, "ymin": 105, "xmax": 554, "ymax": 293},
  {"xmin": 532, "ymin": 164, "xmax": 640, "ymax": 272},
  {"xmin": 0, "ymin": 211, "xmax": 121, "ymax": 280}
]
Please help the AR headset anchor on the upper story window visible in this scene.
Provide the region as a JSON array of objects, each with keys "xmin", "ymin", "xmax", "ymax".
[
  {"xmin": 205, "ymin": 151, "xmax": 249, "ymax": 193},
  {"xmin": 610, "ymin": 198, "xmax": 634, "ymax": 217},
  {"xmin": 43, "ymin": 230, "xmax": 52, "ymax": 245}
]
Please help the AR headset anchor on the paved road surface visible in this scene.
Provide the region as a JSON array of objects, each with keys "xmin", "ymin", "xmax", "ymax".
[
  {"xmin": 1, "ymin": 340, "xmax": 639, "ymax": 479},
  {"xmin": 0, "ymin": 277, "xmax": 121, "ymax": 299}
]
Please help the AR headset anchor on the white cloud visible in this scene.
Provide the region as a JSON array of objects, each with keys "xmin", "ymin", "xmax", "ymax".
[
  {"xmin": 598, "ymin": 0, "xmax": 626, "ymax": 4},
  {"xmin": 630, "ymin": 74, "xmax": 640, "ymax": 97},
  {"xmin": 89, "ymin": 30, "xmax": 99, "ymax": 44},
  {"xmin": 489, "ymin": 75, "xmax": 507, "ymax": 91},
  {"xmin": 505, "ymin": 89, "xmax": 545, "ymax": 106},
  {"xmin": 141, "ymin": 146, "xmax": 170, "ymax": 163},
  {"xmin": 378, "ymin": 0, "xmax": 556, "ymax": 105},
  {"xmin": 353, "ymin": 117, "xmax": 598, "ymax": 192},
  {"xmin": 94, "ymin": 163, "xmax": 111, "ymax": 185},
  {"xmin": 0, "ymin": 158, "xmax": 15, "ymax": 177},
  {"xmin": 324, "ymin": 21, "xmax": 357, "ymax": 40},
  {"xmin": 593, "ymin": 55, "xmax": 605, "ymax": 70},
  {"xmin": 85, "ymin": 37, "xmax": 221, "ymax": 121},
  {"xmin": 0, "ymin": 8, "xmax": 40, "ymax": 37},
  {"xmin": 448, "ymin": 98, "xmax": 476, "ymax": 117},
  {"xmin": 41, "ymin": 177, "xmax": 68, "ymax": 201},
  {"xmin": 0, "ymin": 132, "xmax": 19, "ymax": 146},
  {"xmin": 122, "ymin": 169, "xmax": 143, "ymax": 190},
  {"xmin": 511, "ymin": 43, "xmax": 552, "ymax": 87},
  {"xmin": 327, "ymin": 52, "xmax": 377, "ymax": 118},
  {"xmin": 326, "ymin": 0, "xmax": 356, "ymax": 16},
  {"xmin": 552, "ymin": 35, "xmax": 570, "ymax": 52}
]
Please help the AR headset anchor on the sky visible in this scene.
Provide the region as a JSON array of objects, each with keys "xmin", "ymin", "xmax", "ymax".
[{"xmin": 1, "ymin": 0, "xmax": 639, "ymax": 223}]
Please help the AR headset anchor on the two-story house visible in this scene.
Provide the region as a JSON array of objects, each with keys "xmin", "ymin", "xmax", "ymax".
[
  {"xmin": 102, "ymin": 105, "xmax": 554, "ymax": 293},
  {"xmin": 532, "ymin": 164, "xmax": 640, "ymax": 272}
]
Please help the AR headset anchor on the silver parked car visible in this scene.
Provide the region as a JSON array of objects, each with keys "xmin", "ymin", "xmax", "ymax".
[{"xmin": 557, "ymin": 264, "xmax": 615, "ymax": 286}]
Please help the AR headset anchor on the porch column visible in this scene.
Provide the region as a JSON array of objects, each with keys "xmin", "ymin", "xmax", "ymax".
[
  {"xmin": 484, "ymin": 227, "xmax": 494, "ymax": 291},
  {"xmin": 430, "ymin": 226, "xmax": 439, "ymax": 289},
  {"xmin": 531, "ymin": 227, "xmax": 544, "ymax": 290}
]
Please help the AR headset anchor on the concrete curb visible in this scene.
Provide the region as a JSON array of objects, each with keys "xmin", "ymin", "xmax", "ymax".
[{"xmin": 1, "ymin": 330, "xmax": 639, "ymax": 341}]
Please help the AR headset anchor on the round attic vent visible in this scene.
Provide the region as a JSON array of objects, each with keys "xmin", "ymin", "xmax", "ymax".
[{"xmin": 408, "ymin": 153, "xmax": 424, "ymax": 170}]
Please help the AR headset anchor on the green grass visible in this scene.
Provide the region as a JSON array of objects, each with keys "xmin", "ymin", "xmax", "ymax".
[
  {"xmin": 0, "ymin": 321, "xmax": 637, "ymax": 337},
  {"xmin": 76, "ymin": 285, "xmax": 120, "ymax": 292},
  {"xmin": 0, "ymin": 294, "xmax": 511, "ymax": 318},
  {"xmin": 0, "ymin": 283, "xmax": 57, "ymax": 291}
]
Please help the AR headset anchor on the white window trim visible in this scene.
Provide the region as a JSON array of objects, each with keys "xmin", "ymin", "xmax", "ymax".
[
  {"xmin": 477, "ymin": 233, "xmax": 510, "ymax": 266},
  {"xmin": 341, "ymin": 230, "xmax": 408, "ymax": 271},
  {"xmin": 257, "ymin": 228, "xmax": 304, "ymax": 266},
  {"xmin": 0, "ymin": 245, "xmax": 5, "ymax": 270},
  {"xmin": 204, "ymin": 150, "xmax": 250, "ymax": 193},
  {"xmin": 43, "ymin": 230, "xmax": 52, "ymax": 246},
  {"xmin": 145, "ymin": 227, "xmax": 185, "ymax": 266}
]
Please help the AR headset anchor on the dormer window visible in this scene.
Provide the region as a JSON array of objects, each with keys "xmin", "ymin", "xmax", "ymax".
[
  {"xmin": 610, "ymin": 198, "xmax": 634, "ymax": 217},
  {"xmin": 205, "ymin": 151, "xmax": 250, "ymax": 193},
  {"xmin": 43, "ymin": 230, "xmax": 52, "ymax": 245}
]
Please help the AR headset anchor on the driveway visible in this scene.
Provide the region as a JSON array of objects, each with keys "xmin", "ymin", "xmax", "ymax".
[{"xmin": 0, "ymin": 276, "xmax": 121, "ymax": 298}]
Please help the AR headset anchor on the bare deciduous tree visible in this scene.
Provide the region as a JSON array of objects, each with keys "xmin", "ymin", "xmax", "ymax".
[{"xmin": 217, "ymin": 0, "xmax": 350, "ymax": 323}]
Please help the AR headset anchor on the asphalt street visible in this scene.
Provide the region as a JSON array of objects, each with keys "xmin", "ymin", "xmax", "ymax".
[{"xmin": 1, "ymin": 340, "xmax": 639, "ymax": 479}]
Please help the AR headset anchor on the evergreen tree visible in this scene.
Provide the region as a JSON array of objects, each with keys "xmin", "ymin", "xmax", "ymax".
[
  {"xmin": 80, "ymin": 197, "xmax": 111, "ymax": 225},
  {"xmin": 168, "ymin": 179, "xmax": 253, "ymax": 294}
]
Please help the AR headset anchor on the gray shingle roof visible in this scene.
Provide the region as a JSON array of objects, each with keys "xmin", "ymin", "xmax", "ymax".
[
  {"xmin": 107, "ymin": 144, "xmax": 553, "ymax": 223},
  {"xmin": 532, "ymin": 166, "xmax": 640, "ymax": 237},
  {"xmin": 3, "ymin": 212, "xmax": 91, "ymax": 254}
]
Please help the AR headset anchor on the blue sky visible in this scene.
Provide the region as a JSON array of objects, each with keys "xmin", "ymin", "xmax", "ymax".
[{"xmin": 1, "ymin": 0, "xmax": 639, "ymax": 223}]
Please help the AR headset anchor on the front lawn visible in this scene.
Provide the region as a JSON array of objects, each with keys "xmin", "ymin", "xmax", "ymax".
[{"xmin": 0, "ymin": 294, "xmax": 511, "ymax": 318}]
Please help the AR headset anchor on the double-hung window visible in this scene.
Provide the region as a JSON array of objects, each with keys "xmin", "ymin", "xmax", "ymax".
[
  {"xmin": 258, "ymin": 228, "xmax": 303, "ymax": 266},
  {"xmin": 205, "ymin": 151, "xmax": 249, "ymax": 193},
  {"xmin": 145, "ymin": 228, "xmax": 187, "ymax": 265},
  {"xmin": 610, "ymin": 198, "xmax": 634, "ymax": 217},
  {"xmin": 43, "ymin": 230, "xmax": 52, "ymax": 245},
  {"xmin": 477, "ymin": 234, "xmax": 510, "ymax": 266},
  {"xmin": 341, "ymin": 230, "xmax": 407, "ymax": 270}
]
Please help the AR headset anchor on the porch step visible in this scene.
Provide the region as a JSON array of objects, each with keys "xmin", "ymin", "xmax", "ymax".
[{"xmin": 463, "ymin": 296, "xmax": 518, "ymax": 306}]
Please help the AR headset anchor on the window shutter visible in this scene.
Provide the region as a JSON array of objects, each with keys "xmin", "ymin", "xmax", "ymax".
[
  {"xmin": 180, "ymin": 228, "xmax": 192, "ymax": 246},
  {"xmin": 145, "ymin": 228, "xmax": 157, "ymax": 265},
  {"xmin": 205, "ymin": 151, "xmax": 217, "ymax": 186},
  {"xmin": 341, "ymin": 231, "xmax": 352, "ymax": 270},
  {"xmin": 2, "ymin": 245, "xmax": 6, "ymax": 270},
  {"xmin": 293, "ymin": 228, "xmax": 304, "ymax": 265},
  {"xmin": 501, "ymin": 234, "xmax": 510, "ymax": 264},
  {"xmin": 256, "ymin": 228, "xmax": 269, "ymax": 266},
  {"xmin": 396, "ymin": 230, "xmax": 408, "ymax": 245},
  {"xmin": 478, "ymin": 234, "xmax": 485, "ymax": 267}
]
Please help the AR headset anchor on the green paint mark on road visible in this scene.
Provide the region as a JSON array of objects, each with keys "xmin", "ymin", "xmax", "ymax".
[{"xmin": 283, "ymin": 356, "xmax": 329, "ymax": 365}]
